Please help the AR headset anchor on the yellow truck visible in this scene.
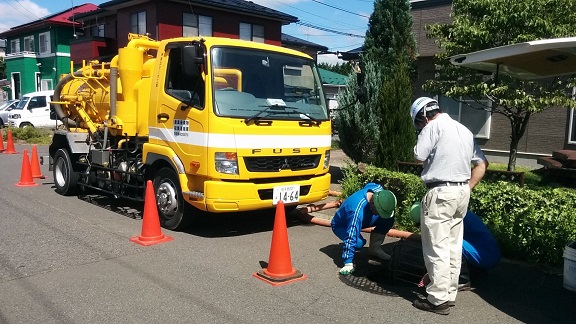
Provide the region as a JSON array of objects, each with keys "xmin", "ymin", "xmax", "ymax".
[{"xmin": 49, "ymin": 34, "xmax": 332, "ymax": 230}]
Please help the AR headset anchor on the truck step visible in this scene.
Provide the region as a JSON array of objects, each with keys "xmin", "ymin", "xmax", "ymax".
[{"xmin": 183, "ymin": 191, "xmax": 204, "ymax": 198}]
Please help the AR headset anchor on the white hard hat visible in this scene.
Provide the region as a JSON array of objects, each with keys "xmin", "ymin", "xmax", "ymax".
[{"xmin": 410, "ymin": 97, "xmax": 439, "ymax": 122}]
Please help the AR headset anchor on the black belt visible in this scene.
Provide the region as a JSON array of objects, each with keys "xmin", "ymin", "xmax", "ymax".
[{"xmin": 426, "ymin": 181, "xmax": 469, "ymax": 189}]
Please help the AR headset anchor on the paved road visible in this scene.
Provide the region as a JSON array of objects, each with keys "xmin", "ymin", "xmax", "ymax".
[{"xmin": 0, "ymin": 144, "xmax": 574, "ymax": 323}]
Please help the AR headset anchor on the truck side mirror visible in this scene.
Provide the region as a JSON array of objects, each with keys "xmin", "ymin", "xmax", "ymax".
[{"xmin": 182, "ymin": 45, "xmax": 204, "ymax": 70}]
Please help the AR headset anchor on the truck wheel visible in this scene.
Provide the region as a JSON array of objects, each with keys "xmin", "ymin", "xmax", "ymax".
[
  {"xmin": 19, "ymin": 122, "xmax": 33, "ymax": 128},
  {"xmin": 53, "ymin": 149, "xmax": 79, "ymax": 195},
  {"xmin": 153, "ymin": 167, "xmax": 192, "ymax": 231}
]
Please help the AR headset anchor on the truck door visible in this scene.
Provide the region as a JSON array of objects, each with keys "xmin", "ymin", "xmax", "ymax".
[{"xmin": 156, "ymin": 45, "xmax": 207, "ymax": 174}]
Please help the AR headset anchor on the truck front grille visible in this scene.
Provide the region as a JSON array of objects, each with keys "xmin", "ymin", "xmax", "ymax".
[{"xmin": 244, "ymin": 155, "xmax": 321, "ymax": 172}]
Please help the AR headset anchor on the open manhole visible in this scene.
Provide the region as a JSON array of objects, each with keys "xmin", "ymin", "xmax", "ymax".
[{"xmin": 339, "ymin": 239, "xmax": 427, "ymax": 296}]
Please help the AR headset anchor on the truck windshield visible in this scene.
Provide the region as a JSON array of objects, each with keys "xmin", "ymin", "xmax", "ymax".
[{"xmin": 211, "ymin": 47, "xmax": 329, "ymax": 121}]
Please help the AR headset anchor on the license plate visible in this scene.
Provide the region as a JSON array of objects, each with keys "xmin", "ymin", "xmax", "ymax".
[{"xmin": 272, "ymin": 184, "xmax": 300, "ymax": 205}]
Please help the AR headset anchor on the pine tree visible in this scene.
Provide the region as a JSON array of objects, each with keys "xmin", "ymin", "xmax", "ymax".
[{"xmin": 337, "ymin": 0, "xmax": 417, "ymax": 168}]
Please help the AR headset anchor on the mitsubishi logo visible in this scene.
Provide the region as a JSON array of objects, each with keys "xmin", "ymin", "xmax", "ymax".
[{"xmin": 279, "ymin": 158, "xmax": 291, "ymax": 171}]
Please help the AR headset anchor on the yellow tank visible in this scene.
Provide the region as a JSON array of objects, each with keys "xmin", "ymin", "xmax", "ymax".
[{"xmin": 54, "ymin": 34, "xmax": 157, "ymax": 137}]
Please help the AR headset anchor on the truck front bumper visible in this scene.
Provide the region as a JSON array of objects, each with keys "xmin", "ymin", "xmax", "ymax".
[{"xmin": 196, "ymin": 173, "xmax": 331, "ymax": 212}]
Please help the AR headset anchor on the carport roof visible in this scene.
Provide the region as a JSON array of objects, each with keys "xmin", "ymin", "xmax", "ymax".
[{"xmin": 450, "ymin": 37, "xmax": 576, "ymax": 80}]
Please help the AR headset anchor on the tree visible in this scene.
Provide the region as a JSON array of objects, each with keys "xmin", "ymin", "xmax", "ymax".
[
  {"xmin": 0, "ymin": 57, "xmax": 6, "ymax": 80},
  {"xmin": 424, "ymin": 0, "xmax": 576, "ymax": 171},
  {"xmin": 317, "ymin": 62, "xmax": 353, "ymax": 76},
  {"xmin": 336, "ymin": 0, "xmax": 417, "ymax": 169}
]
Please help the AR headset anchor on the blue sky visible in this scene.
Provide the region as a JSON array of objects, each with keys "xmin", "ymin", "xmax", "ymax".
[{"xmin": 0, "ymin": 0, "xmax": 376, "ymax": 63}]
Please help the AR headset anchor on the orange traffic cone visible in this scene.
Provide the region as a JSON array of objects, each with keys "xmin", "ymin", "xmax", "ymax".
[
  {"xmin": 130, "ymin": 180, "xmax": 174, "ymax": 246},
  {"xmin": 253, "ymin": 201, "xmax": 307, "ymax": 286},
  {"xmin": 0, "ymin": 129, "xmax": 5, "ymax": 152},
  {"xmin": 3, "ymin": 129, "xmax": 17, "ymax": 154},
  {"xmin": 15, "ymin": 149, "xmax": 40, "ymax": 187},
  {"xmin": 30, "ymin": 145, "xmax": 45, "ymax": 179}
]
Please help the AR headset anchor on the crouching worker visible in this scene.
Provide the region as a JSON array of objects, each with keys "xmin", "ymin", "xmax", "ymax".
[{"xmin": 331, "ymin": 182, "xmax": 397, "ymax": 275}]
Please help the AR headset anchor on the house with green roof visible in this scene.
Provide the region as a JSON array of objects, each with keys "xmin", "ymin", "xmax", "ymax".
[
  {"xmin": 318, "ymin": 68, "xmax": 349, "ymax": 116},
  {"xmin": 0, "ymin": 4, "xmax": 98, "ymax": 99}
]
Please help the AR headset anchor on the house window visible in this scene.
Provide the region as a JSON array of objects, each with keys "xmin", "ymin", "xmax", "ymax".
[
  {"xmin": 35, "ymin": 72, "xmax": 41, "ymax": 91},
  {"xmin": 130, "ymin": 11, "xmax": 147, "ymax": 34},
  {"xmin": 41, "ymin": 79, "xmax": 53, "ymax": 91},
  {"xmin": 183, "ymin": 13, "xmax": 212, "ymax": 37},
  {"xmin": 11, "ymin": 72, "xmax": 21, "ymax": 99},
  {"xmin": 569, "ymin": 88, "xmax": 576, "ymax": 144},
  {"xmin": 91, "ymin": 24, "xmax": 105, "ymax": 37},
  {"xmin": 438, "ymin": 96, "xmax": 492, "ymax": 139},
  {"xmin": 39, "ymin": 32, "xmax": 51, "ymax": 54},
  {"xmin": 239, "ymin": 23, "xmax": 264, "ymax": 43},
  {"xmin": 24, "ymin": 36, "xmax": 34, "ymax": 52},
  {"xmin": 10, "ymin": 39, "xmax": 20, "ymax": 54}
]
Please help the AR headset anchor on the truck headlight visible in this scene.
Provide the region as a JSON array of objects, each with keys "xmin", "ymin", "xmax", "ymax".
[
  {"xmin": 215, "ymin": 152, "xmax": 238, "ymax": 175},
  {"xmin": 10, "ymin": 114, "xmax": 21, "ymax": 119},
  {"xmin": 323, "ymin": 150, "xmax": 330, "ymax": 169}
]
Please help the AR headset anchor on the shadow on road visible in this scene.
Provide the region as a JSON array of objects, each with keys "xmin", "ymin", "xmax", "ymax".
[
  {"xmin": 78, "ymin": 193, "xmax": 143, "ymax": 220},
  {"xmin": 182, "ymin": 208, "xmax": 305, "ymax": 238},
  {"xmin": 472, "ymin": 261, "xmax": 576, "ymax": 323},
  {"xmin": 330, "ymin": 165, "xmax": 344, "ymax": 185}
]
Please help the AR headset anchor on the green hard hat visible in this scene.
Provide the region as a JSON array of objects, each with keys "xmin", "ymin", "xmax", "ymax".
[
  {"xmin": 409, "ymin": 202, "xmax": 421, "ymax": 224},
  {"xmin": 373, "ymin": 190, "xmax": 396, "ymax": 219}
]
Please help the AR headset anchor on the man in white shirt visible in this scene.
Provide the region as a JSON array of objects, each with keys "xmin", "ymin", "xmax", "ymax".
[{"xmin": 410, "ymin": 97, "xmax": 488, "ymax": 315}]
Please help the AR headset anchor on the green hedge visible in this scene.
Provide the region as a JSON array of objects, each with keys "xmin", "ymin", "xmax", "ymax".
[
  {"xmin": 469, "ymin": 182, "xmax": 576, "ymax": 264},
  {"xmin": 340, "ymin": 163, "xmax": 425, "ymax": 233},
  {"xmin": 340, "ymin": 164, "xmax": 576, "ymax": 265},
  {"xmin": 2, "ymin": 127, "xmax": 53, "ymax": 144}
]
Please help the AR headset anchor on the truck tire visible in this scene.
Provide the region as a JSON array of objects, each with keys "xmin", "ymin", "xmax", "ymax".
[
  {"xmin": 53, "ymin": 149, "xmax": 79, "ymax": 195},
  {"xmin": 153, "ymin": 167, "xmax": 192, "ymax": 231}
]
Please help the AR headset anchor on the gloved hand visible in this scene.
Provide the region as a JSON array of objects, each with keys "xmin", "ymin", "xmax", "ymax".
[{"xmin": 339, "ymin": 263, "xmax": 355, "ymax": 275}]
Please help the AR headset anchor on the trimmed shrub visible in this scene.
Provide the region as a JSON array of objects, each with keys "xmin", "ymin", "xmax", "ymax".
[
  {"xmin": 341, "ymin": 164, "xmax": 576, "ymax": 265},
  {"xmin": 340, "ymin": 163, "xmax": 425, "ymax": 233}
]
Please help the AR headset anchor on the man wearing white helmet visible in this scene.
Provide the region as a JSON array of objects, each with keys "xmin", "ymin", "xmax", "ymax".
[{"xmin": 410, "ymin": 97, "xmax": 488, "ymax": 315}]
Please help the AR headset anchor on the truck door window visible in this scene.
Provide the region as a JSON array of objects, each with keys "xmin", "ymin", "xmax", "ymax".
[
  {"xmin": 165, "ymin": 47, "xmax": 205, "ymax": 109},
  {"xmin": 28, "ymin": 96, "xmax": 47, "ymax": 109}
]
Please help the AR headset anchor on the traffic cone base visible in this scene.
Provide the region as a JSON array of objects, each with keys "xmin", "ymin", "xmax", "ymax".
[
  {"xmin": 130, "ymin": 233, "xmax": 174, "ymax": 246},
  {"xmin": 15, "ymin": 181, "xmax": 40, "ymax": 188},
  {"xmin": 30, "ymin": 145, "xmax": 46, "ymax": 179},
  {"xmin": 3, "ymin": 129, "xmax": 17, "ymax": 154},
  {"xmin": 15, "ymin": 149, "xmax": 39, "ymax": 187},
  {"xmin": 253, "ymin": 201, "xmax": 306, "ymax": 286},
  {"xmin": 130, "ymin": 180, "xmax": 173, "ymax": 246},
  {"xmin": 253, "ymin": 269, "xmax": 307, "ymax": 287}
]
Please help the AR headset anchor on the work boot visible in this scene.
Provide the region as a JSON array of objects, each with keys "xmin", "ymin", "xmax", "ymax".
[
  {"xmin": 412, "ymin": 298, "xmax": 450, "ymax": 315},
  {"xmin": 458, "ymin": 258, "xmax": 472, "ymax": 291},
  {"xmin": 368, "ymin": 232, "xmax": 391, "ymax": 261}
]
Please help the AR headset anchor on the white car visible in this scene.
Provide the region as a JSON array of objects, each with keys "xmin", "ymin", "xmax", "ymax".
[
  {"xmin": 7, "ymin": 90, "xmax": 61, "ymax": 128},
  {"xmin": 0, "ymin": 99, "xmax": 20, "ymax": 128}
]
